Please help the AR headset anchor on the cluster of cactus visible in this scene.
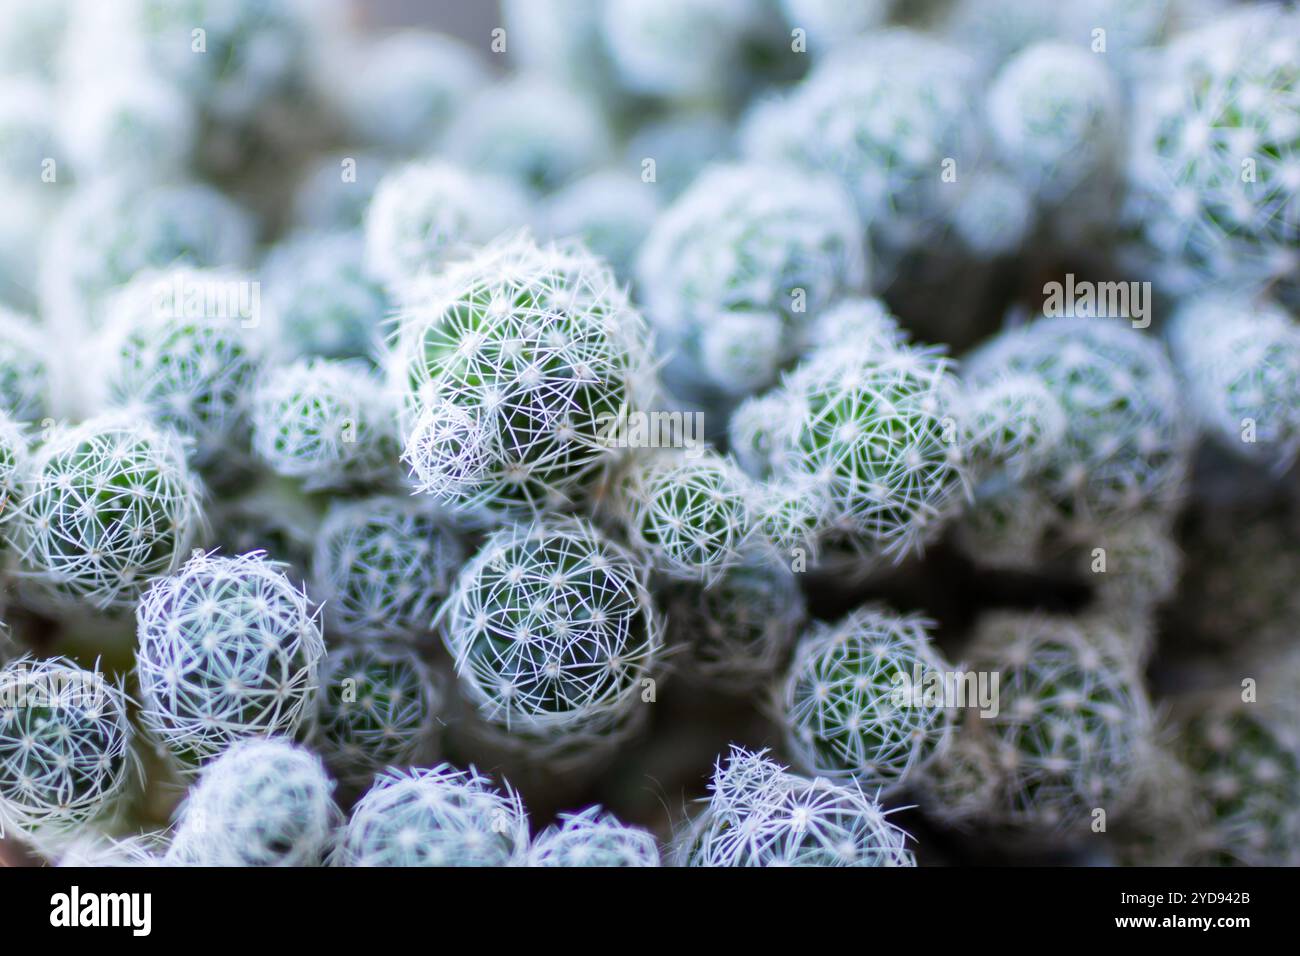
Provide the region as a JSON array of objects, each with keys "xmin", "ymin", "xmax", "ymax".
[{"xmin": 1, "ymin": 0, "xmax": 1299, "ymax": 872}]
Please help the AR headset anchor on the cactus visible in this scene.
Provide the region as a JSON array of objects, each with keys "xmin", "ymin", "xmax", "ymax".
[
  {"xmin": 679, "ymin": 747, "xmax": 915, "ymax": 867},
  {"xmin": 251, "ymin": 358, "xmax": 399, "ymax": 492},
  {"xmin": 0, "ymin": 411, "xmax": 27, "ymax": 549},
  {"xmin": 311, "ymin": 496, "xmax": 463, "ymax": 643},
  {"xmin": 166, "ymin": 737, "xmax": 339, "ymax": 866},
  {"xmin": 962, "ymin": 373, "xmax": 1067, "ymax": 483},
  {"xmin": 134, "ymin": 551, "xmax": 325, "ymax": 766},
  {"xmin": 332, "ymin": 764, "xmax": 529, "ymax": 867},
  {"xmin": 14, "ymin": 413, "xmax": 206, "ymax": 612},
  {"xmin": 637, "ymin": 161, "xmax": 866, "ymax": 397},
  {"xmin": 392, "ymin": 234, "xmax": 654, "ymax": 517},
  {"xmin": 363, "ymin": 161, "xmax": 530, "ymax": 289},
  {"xmin": 780, "ymin": 605, "xmax": 955, "ymax": 791},
  {"xmin": 0, "ymin": 656, "xmax": 138, "ymax": 837},
  {"xmin": 0, "ymin": 305, "xmax": 50, "ymax": 423},
  {"xmin": 529, "ymin": 805, "xmax": 661, "ymax": 867},
  {"xmin": 307, "ymin": 643, "xmax": 442, "ymax": 790},
  {"xmin": 438, "ymin": 518, "xmax": 661, "ymax": 745}
]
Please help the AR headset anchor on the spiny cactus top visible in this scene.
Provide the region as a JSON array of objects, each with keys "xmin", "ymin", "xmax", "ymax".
[
  {"xmin": 0, "ymin": 305, "xmax": 50, "ymax": 423},
  {"xmin": 680, "ymin": 747, "xmax": 915, "ymax": 867},
  {"xmin": 962, "ymin": 372, "xmax": 1067, "ymax": 483},
  {"xmin": 311, "ymin": 495, "xmax": 463, "ymax": 643},
  {"xmin": 134, "ymin": 551, "xmax": 325, "ymax": 766},
  {"xmin": 446, "ymin": 75, "xmax": 609, "ymax": 195},
  {"xmin": 251, "ymin": 358, "xmax": 400, "ymax": 493},
  {"xmin": 611, "ymin": 449, "xmax": 753, "ymax": 584},
  {"xmin": 393, "ymin": 233, "xmax": 655, "ymax": 517},
  {"xmin": 14, "ymin": 413, "xmax": 206, "ymax": 612},
  {"xmin": 966, "ymin": 316, "xmax": 1192, "ymax": 532},
  {"xmin": 96, "ymin": 267, "xmax": 264, "ymax": 475},
  {"xmin": 637, "ymin": 161, "xmax": 866, "ymax": 397},
  {"xmin": 262, "ymin": 230, "xmax": 387, "ymax": 363},
  {"xmin": 742, "ymin": 29, "xmax": 977, "ymax": 257},
  {"xmin": 986, "ymin": 41, "xmax": 1122, "ymax": 204},
  {"xmin": 1167, "ymin": 293, "xmax": 1300, "ymax": 474},
  {"xmin": 529, "ymin": 805, "xmax": 661, "ymax": 867},
  {"xmin": 0, "ymin": 412, "xmax": 27, "ymax": 547},
  {"xmin": 0, "ymin": 656, "xmax": 138, "ymax": 837},
  {"xmin": 332, "ymin": 29, "xmax": 487, "ymax": 155},
  {"xmin": 166, "ymin": 737, "xmax": 339, "ymax": 867},
  {"xmin": 364, "ymin": 161, "xmax": 529, "ymax": 291},
  {"xmin": 333, "ymin": 764, "xmax": 530, "ymax": 867},
  {"xmin": 969, "ymin": 611, "xmax": 1150, "ymax": 835},
  {"xmin": 780, "ymin": 605, "xmax": 955, "ymax": 791},
  {"xmin": 439, "ymin": 518, "xmax": 661, "ymax": 741},
  {"xmin": 307, "ymin": 642, "xmax": 442, "ymax": 790},
  {"xmin": 1124, "ymin": 5, "xmax": 1300, "ymax": 297}
]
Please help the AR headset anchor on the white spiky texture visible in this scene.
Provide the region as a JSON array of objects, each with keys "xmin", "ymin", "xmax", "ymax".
[
  {"xmin": 966, "ymin": 316, "xmax": 1192, "ymax": 533},
  {"xmin": 962, "ymin": 373, "xmax": 1067, "ymax": 483},
  {"xmin": 311, "ymin": 496, "xmax": 463, "ymax": 643},
  {"xmin": 41, "ymin": 179, "xmax": 255, "ymax": 328},
  {"xmin": 601, "ymin": 0, "xmax": 768, "ymax": 99},
  {"xmin": 364, "ymin": 161, "xmax": 530, "ymax": 290},
  {"xmin": 446, "ymin": 75, "xmax": 609, "ymax": 194},
  {"xmin": 14, "ymin": 414, "xmax": 205, "ymax": 612},
  {"xmin": 52, "ymin": 831, "xmax": 166, "ymax": 867},
  {"xmin": 307, "ymin": 642, "xmax": 442, "ymax": 790},
  {"xmin": 332, "ymin": 30, "xmax": 487, "ymax": 154},
  {"xmin": 0, "ymin": 412, "xmax": 27, "ymax": 550},
  {"xmin": 986, "ymin": 42, "xmax": 1122, "ymax": 204},
  {"xmin": 970, "ymin": 612, "xmax": 1150, "ymax": 835},
  {"xmin": 742, "ymin": 30, "xmax": 978, "ymax": 258},
  {"xmin": 96, "ymin": 268, "xmax": 263, "ymax": 475},
  {"xmin": 0, "ymin": 305, "xmax": 50, "ymax": 423},
  {"xmin": 333, "ymin": 764, "xmax": 530, "ymax": 867},
  {"xmin": 1175, "ymin": 699, "xmax": 1300, "ymax": 866},
  {"xmin": 1167, "ymin": 294, "xmax": 1300, "ymax": 473},
  {"xmin": 781, "ymin": 606, "xmax": 954, "ymax": 791},
  {"xmin": 0, "ymin": 656, "xmax": 138, "ymax": 838},
  {"xmin": 251, "ymin": 358, "xmax": 399, "ymax": 492},
  {"xmin": 612, "ymin": 450, "xmax": 752, "ymax": 584},
  {"xmin": 749, "ymin": 475, "xmax": 834, "ymax": 565},
  {"xmin": 54, "ymin": 65, "xmax": 195, "ymax": 180},
  {"xmin": 439, "ymin": 518, "xmax": 661, "ymax": 743},
  {"xmin": 735, "ymin": 341, "xmax": 969, "ymax": 565},
  {"xmin": 529, "ymin": 805, "xmax": 661, "ymax": 867},
  {"xmin": 637, "ymin": 161, "xmax": 866, "ymax": 397},
  {"xmin": 802, "ymin": 297, "xmax": 906, "ymax": 360},
  {"xmin": 679, "ymin": 747, "xmax": 915, "ymax": 867},
  {"xmin": 134, "ymin": 551, "xmax": 325, "ymax": 767},
  {"xmin": 541, "ymin": 170, "xmax": 661, "ymax": 281},
  {"xmin": 166, "ymin": 737, "xmax": 338, "ymax": 866},
  {"xmin": 663, "ymin": 545, "xmax": 805, "ymax": 692},
  {"xmin": 392, "ymin": 234, "xmax": 655, "ymax": 517},
  {"xmin": 262, "ymin": 230, "xmax": 387, "ymax": 362},
  {"xmin": 1123, "ymin": 6, "xmax": 1300, "ymax": 297}
]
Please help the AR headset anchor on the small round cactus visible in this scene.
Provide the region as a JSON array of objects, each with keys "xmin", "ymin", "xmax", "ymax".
[
  {"xmin": 439, "ymin": 518, "xmax": 661, "ymax": 742},
  {"xmin": 0, "ymin": 412, "xmax": 28, "ymax": 548},
  {"xmin": 262, "ymin": 230, "xmax": 387, "ymax": 362},
  {"xmin": 333, "ymin": 764, "xmax": 529, "ymax": 867},
  {"xmin": 680, "ymin": 747, "xmax": 915, "ymax": 867},
  {"xmin": 134, "ymin": 551, "xmax": 325, "ymax": 766},
  {"xmin": 14, "ymin": 414, "xmax": 205, "ymax": 611},
  {"xmin": 52, "ymin": 832, "xmax": 166, "ymax": 867},
  {"xmin": 251, "ymin": 358, "xmax": 399, "ymax": 492},
  {"xmin": 969, "ymin": 612, "xmax": 1150, "ymax": 835},
  {"xmin": 392, "ymin": 234, "xmax": 654, "ymax": 517},
  {"xmin": 0, "ymin": 305, "xmax": 50, "ymax": 422},
  {"xmin": 166, "ymin": 737, "xmax": 338, "ymax": 867},
  {"xmin": 529, "ymin": 805, "xmax": 660, "ymax": 867},
  {"xmin": 986, "ymin": 41, "xmax": 1122, "ymax": 204},
  {"xmin": 363, "ymin": 161, "xmax": 530, "ymax": 289},
  {"xmin": 311, "ymin": 496, "xmax": 463, "ymax": 643},
  {"xmin": 0, "ymin": 656, "xmax": 138, "ymax": 837},
  {"xmin": 307, "ymin": 642, "xmax": 442, "ymax": 790},
  {"xmin": 915, "ymin": 720, "xmax": 1002, "ymax": 828},
  {"xmin": 1083, "ymin": 515, "xmax": 1182, "ymax": 616},
  {"xmin": 96, "ymin": 267, "xmax": 264, "ymax": 475},
  {"xmin": 611, "ymin": 450, "xmax": 753, "ymax": 583},
  {"xmin": 1167, "ymin": 294, "xmax": 1300, "ymax": 473},
  {"xmin": 663, "ymin": 544, "xmax": 805, "ymax": 691},
  {"xmin": 962, "ymin": 373, "xmax": 1067, "ymax": 483},
  {"xmin": 637, "ymin": 161, "xmax": 866, "ymax": 397},
  {"xmin": 780, "ymin": 606, "xmax": 955, "ymax": 791}
]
